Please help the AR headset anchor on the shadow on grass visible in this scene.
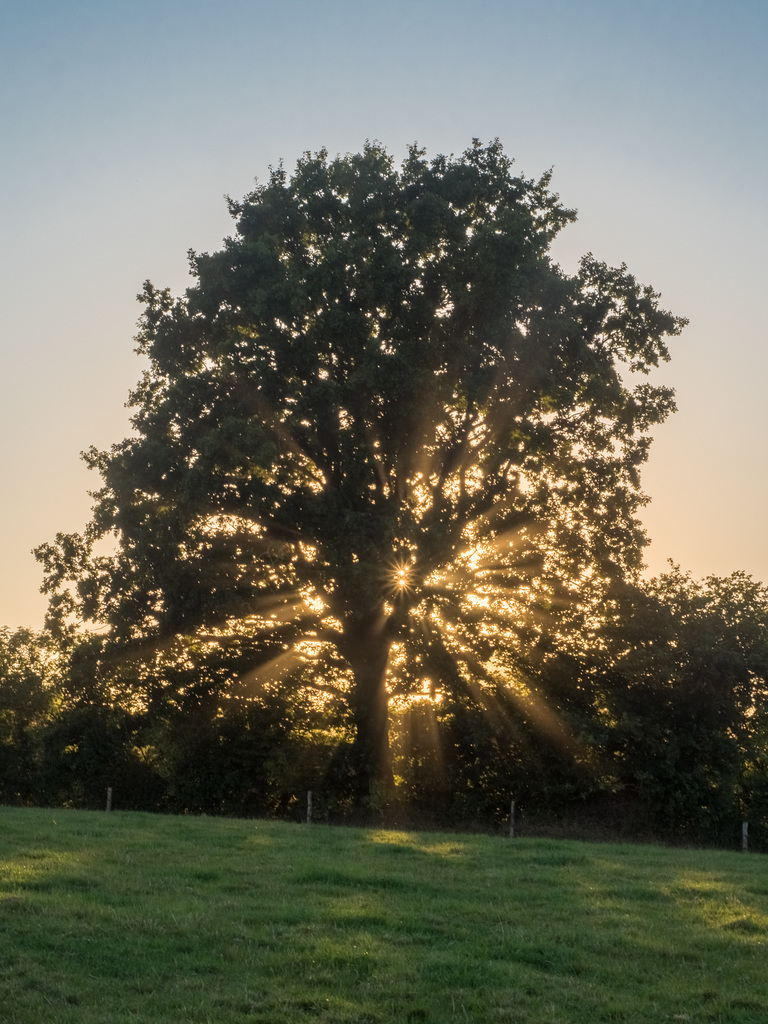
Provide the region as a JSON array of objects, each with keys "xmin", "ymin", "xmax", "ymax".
[{"xmin": 0, "ymin": 808, "xmax": 767, "ymax": 1023}]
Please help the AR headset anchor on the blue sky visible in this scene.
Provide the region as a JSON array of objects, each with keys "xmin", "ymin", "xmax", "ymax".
[{"xmin": 1, "ymin": 0, "xmax": 767, "ymax": 628}]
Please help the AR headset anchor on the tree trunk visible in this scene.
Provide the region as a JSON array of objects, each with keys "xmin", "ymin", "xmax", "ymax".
[{"xmin": 342, "ymin": 612, "xmax": 394, "ymax": 809}]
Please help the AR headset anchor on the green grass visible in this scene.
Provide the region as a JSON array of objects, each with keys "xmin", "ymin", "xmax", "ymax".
[{"xmin": 1, "ymin": 808, "xmax": 768, "ymax": 1022}]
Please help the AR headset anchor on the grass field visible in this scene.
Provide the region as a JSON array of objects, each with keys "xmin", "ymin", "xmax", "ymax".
[{"xmin": 1, "ymin": 808, "xmax": 767, "ymax": 1023}]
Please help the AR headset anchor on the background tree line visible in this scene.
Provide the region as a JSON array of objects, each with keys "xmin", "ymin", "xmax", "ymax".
[{"xmin": 2, "ymin": 566, "xmax": 768, "ymax": 846}]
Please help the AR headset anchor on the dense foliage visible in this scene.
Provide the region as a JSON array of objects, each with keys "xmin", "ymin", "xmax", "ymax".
[{"xmin": 33, "ymin": 141, "xmax": 684, "ymax": 806}]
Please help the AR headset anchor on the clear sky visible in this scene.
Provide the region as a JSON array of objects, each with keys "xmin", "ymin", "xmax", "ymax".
[{"xmin": 1, "ymin": 0, "xmax": 766, "ymax": 629}]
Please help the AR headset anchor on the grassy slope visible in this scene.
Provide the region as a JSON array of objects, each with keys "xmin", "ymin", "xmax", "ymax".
[{"xmin": 0, "ymin": 808, "xmax": 767, "ymax": 1023}]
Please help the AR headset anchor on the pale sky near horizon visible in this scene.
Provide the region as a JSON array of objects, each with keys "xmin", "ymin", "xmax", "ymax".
[{"xmin": 1, "ymin": 0, "xmax": 767, "ymax": 630}]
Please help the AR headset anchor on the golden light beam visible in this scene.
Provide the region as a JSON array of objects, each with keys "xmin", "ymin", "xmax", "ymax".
[
  {"xmin": 427, "ymin": 618, "xmax": 588, "ymax": 762},
  {"xmin": 238, "ymin": 645, "xmax": 306, "ymax": 691}
]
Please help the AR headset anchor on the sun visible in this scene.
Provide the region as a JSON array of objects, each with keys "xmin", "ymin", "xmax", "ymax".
[{"xmin": 390, "ymin": 557, "xmax": 415, "ymax": 593}]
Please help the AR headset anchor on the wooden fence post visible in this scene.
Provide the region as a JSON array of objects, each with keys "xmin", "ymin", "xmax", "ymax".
[
  {"xmin": 106, "ymin": 787, "xmax": 113, "ymax": 812},
  {"xmin": 307, "ymin": 790, "xmax": 313, "ymax": 824},
  {"xmin": 509, "ymin": 799, "xmax": 516, "ymax": 839},
  {"xmin": 742, "ymin": 821, "xmax": 748, "ymax": 853}
]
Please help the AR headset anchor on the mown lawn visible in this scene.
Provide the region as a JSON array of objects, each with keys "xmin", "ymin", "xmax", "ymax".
[{"xmin": 0, "ymin": 806, "xmax": 767, "ymax": 1022}]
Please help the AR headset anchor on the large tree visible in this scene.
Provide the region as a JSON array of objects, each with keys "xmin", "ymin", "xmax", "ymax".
[{"xmin": 37, "ymin": 141, "xmax": 685, "ymax": 805}]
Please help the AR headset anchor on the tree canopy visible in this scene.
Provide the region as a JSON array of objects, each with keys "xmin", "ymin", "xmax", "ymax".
[{"xmin": 36, "ymin": 140, "xmax": 686, "ymax": 805}]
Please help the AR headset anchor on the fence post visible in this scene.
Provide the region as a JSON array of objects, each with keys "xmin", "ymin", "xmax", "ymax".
[
  {"xmin": 307, "ymin": 790, "xmax": 313, "ymax": 824},
  {"xmin": 509, "ymin": 799, "xmax": 516, "ymax": 839},
  {"xmin": 742, "ymin": 821, "xmax": 748, "ymax": 853},
  {"xmin": 106, "ymin": 787, "xmax": 113, "ymax": 813}
]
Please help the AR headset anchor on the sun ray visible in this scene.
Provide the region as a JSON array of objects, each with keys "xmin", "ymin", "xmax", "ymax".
[{"xmin": 238, "ymin": 645, "xmax": 307, "ymax": 691}]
